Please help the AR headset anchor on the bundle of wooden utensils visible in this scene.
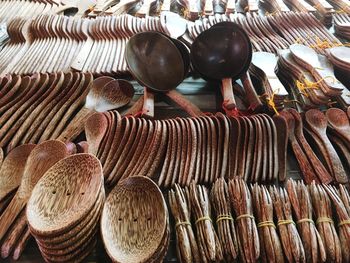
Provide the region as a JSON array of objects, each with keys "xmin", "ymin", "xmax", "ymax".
[
  {"xmin": 169, "ymin": 178, "xmax": 350, "ymax": 263},
  {"xmin": 0, "ymin": 140, "xmax": 89, "ymax": 261},
  {"xmin": 101, "ymin": 176, "xmax": 169, "ymax": 262},
  {"xmin": 85, "ymin": 111, "xmax": 280, "ymax": 188}
]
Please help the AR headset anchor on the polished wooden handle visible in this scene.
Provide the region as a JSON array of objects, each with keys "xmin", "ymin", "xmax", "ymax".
[
  {"xmin": 221, "ymin": 78, "xmax": 236, "ymax": 110},
  {"xmin": 142, "ymin": 88, "xmax": 154, "ymax": 118},
  {"xmin": 165, "ymin": 89, "xmax": 204, "ymax": 117},
  {"xmin": 241, "ymin": 73, "xmax": 262, "ymax": 111}
]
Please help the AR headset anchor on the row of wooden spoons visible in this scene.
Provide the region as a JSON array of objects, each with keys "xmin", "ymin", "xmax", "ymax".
[
  {"xmin": 169, "ymin": 178, "xmax": 350, "ymax": 263},
  {"xmin": 101, "ymin": 176, "xmax": 169, "ymax": 262},
  {"xmin": 85, "ymin": 111, "xmax": 279, "ymax": 188},
  {"xmin": 0, "ymin": 71, "xmax": 135, "ymax": 152},
  {"xmin": 0, "ymin": 72, "xmax": 95, "ymax": 152},
  {"xmin": 27, "ymin": 153, "xmax": 104, "ymax": 263}
]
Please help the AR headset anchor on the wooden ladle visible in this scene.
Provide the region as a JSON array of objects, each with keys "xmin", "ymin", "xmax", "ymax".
[
  {"xmin": 191, "ymin": 22, "xmax": 261, "ymax": 114},
  {"xmin": 126, "ymin": 31, "xmax": 203, "ymax": 118},
  {"xmin": 0, "ymin": 144, "xmax": 36, "ymax": 202},
  {"xmin": 58, "ymin": 77, "xmax": 134, "ymax": 142},
  {"xmin": 326, "ymin": 108, "xmax": 350, "ymax": 146},
  {"xmin": 0, "ymin": 140, "xmax": 70, "ymax": 241},
  {"xmin": 305, "ymin": 109, "xmax": 348, "ymax": 184}
]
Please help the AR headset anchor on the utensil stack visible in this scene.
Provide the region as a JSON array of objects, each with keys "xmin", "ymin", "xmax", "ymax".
[
  {"xmin": 0, "ymin": 0, "xmax": 56, "ymax": 23},
  {"xmin": 27, "ymin": 154, "xmax": 105, "ymax": 263},
  {"xmin": 0, "ymin": 72, "xmax": 93, "ymax": 152},
  {"xmin": 333, "ymin": 13, "xmax": 350, "ymax": 39},
  {"xmin": 86, "ymin": 112, "xmax": 280, "ymax": 188},
  {"xmin": 101, "ymin": 176, "xmax": 169, "ymax": 263},
  {"xmin": 259, "ymin": 0, "xmax": 290, "ymax": 12},
  {"xmin": 306, "ymin": 0, "xmax": 334, "ymax": 26},
  {"xmin": 282, "ymin": 0, "xmax": 316, "ymax": 13},
  {"xmin": 250, "ymin": 51, "xmax": 289, "ymax": 111}
]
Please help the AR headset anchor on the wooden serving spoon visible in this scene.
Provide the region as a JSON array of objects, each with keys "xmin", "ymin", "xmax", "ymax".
[
  {"xmin": 58, "ymin": 78, "xmax": 134, "ymax": 142},
  {"xmin": 326, "ymin": 108, "xmax": 350, "ymax": 147},
  {"xmin": 0, "ymin": 140, "xmax": 70, "ymax": 241},
  {"xmin": 280, "ymin": 111, "xmax": 319, "ymax": 184},
  {"xmin": 85, "ymin": 112, "xmax": 108, "ymax": 156},
  {"xmin": 289, "ymin": 109, "xmax": 333, "ymax": 184},
  {"xmin": 305, "ymin": 109, "xmax": 348, "ymax": 184},
  {"xmin": 0, "ymin": 144, "xmax": 36, "ymax": 202}
]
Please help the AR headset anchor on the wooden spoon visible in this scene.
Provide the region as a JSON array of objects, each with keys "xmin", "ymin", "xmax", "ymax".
[
  {"xmin": 0, "ymin": 147, "xmax": 3, "ymax": 168},
  {"xmin": 58, "ymin": 78, "xmax": 133, "ymax": 142},
  {"xmin": 0, "ymin": 140, "xmax": 70, "ymax": 241},
  {"xmin": 27, "ymin": 153, "xmax": 103, "ymax": 236},
  {"xmin": 305, "ymin": 109, "xmax": 348, "ymax": 184},
  {"xmin": 85, "ymin": 112, "xmax": 108, "ymax": 156},
  {"xmin": 0, "ymin": 144, "xmax": 36, "ymax": 202},
  {"xmin": 326, "ymin": 108, "xmax": 350, "ymax": 147},
  {"xmin": 101, "ymin": 176, "xmax": 167, "ymax": 263}
]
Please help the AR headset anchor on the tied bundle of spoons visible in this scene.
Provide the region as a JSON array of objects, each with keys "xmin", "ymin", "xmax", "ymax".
[
  {"xmin": 270, "ymin": 186, "xmax": 305, "ymax": 263},
  {"xmin": 251, "ymin": 184, "xmax": 284, "ymax": 263},
  {"xmin": 309, "ymin": 182, "xmax": 342, "ymax": 263},
  {"xmin": 210, "ymin": 178, "xmax": 238, "ymax": 262},
  {"xmin": 323, "ymin": 184, "xmax": 350, "ymax": 262},
  {"xmin": 286, "ymin": 180, "xmax": 326, "ymax": 263},
  {"xmin": 168, "ymin": 184, "xmax": 200, "ymax": 263},
  {"xmin": 228, "ymin": 177, "xmax": 260, "ymax": 263},
  {"xmin": 189, "ymin": 182, "xmax": 223, "ymax": 262}
]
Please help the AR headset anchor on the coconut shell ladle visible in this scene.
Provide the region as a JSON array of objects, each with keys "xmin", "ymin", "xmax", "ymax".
[
  {"xmin": 126, "ymin": 31, "xmax": 203, "ymax": 118},
  {"xmin": 0, "ymin": 140, "xmax": 70, "ymax": 241},
  {"xmin": 191, "ymin": 22, "xmax": 261, "ymax": 115}
]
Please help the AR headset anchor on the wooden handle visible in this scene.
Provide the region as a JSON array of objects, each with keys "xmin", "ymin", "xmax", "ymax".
[
  {"xmin": 204, "ymin": 0, "xmax": 213, "ymax": 15},
  {"xmin": 320, "ymin": 133, "xmax": 348, "ymax": 184},
  {"xmin": 57, "ymin": 107, "xmax": 95, "ymax": 142},
  {"xmin": 165, "ymin": 89, "xmax": 204, "ymax": 117},
  {"xmin": 70, "ymin": 38, "xmax": 94, "ymax": 71},
  {"xmin": 241, "ymin": 73, "xmax": 262, "ymax": 111},
  {"xmin": 124, "ymin": 95, "xmax": 144, "ymax": 116},
  {"xmin": 12, "ymin": 228, "xmax": 31, "ymax": 260},
  {"xmin": 290, "ymin": 139, "xmax": 319, "ymax": 184},
  {"xmin": 272, "ymin": 115, "xmax": 288, "ymax": 181},
  {"xmin": 142, "ymin": 88, "xmax": 154, "ymax": 118},
  {"xmin": 221, "ymin": 78, "xmax": 236, "ymax": 110}
]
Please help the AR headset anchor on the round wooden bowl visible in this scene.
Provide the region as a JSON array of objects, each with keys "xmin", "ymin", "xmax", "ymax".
[
  {"xmin": 101, "ymin": 176, "xmax": 168, "ymax": 263},
  {"xmin": 27, "ymin": 154, "xmax": 103, "ymax": 237}
]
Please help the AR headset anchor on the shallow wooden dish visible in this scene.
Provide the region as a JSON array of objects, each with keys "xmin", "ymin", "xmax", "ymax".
[
  {"xmin": 27, "ymin": 154, "xmax": 103, "ymax": 237},
  {"xmin": 101, "ymin": 176, "xmax": 167, "ymax": 263}
]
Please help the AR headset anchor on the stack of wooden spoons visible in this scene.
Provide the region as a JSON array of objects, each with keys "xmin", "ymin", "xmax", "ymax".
[
  {"xmin": 333, "ymin": 13, "xmax": 350, "ymax": 40},
  {"xmin": 277, "ymin": 49, "xmax": 331, "ymax": 109},
  {"xmin": 0, "ymin": 72, "xmax": 94, "ymax": 151},
  {"xmin": 0, "ymin": 0, "xmax": 56, "ymax": 23},
  {"xmin": 101, "ymin": 176, "xmax": 169, "ymax": 263},
  {"xmin": 0, "ymin": 140, "xmax": 71, "ymax": 260},
  {"xmin": 26, "ymin": 153, "xmax": 105, "ymax": 263},
  {"xmin": 86, "ymin": 112, "xmax": 279, "ymax": 188},
  {"xmin": 71, "ymin": 14, "xmax": 166, "ymax": 74},
  {"xmin": 282, "ymin": 0, "xmax": 316, "ymax": 13},
  {"xmin": 250, "ymin": 51, "xmax": 289, "ymax": 111},
  {"xmin": 306, "ymin": 0, "xmax": 334, "ymax": 26}
]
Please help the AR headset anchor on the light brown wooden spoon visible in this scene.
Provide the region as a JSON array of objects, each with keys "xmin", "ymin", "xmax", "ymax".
[
  {"xmin": 85, "ymin": 112, "xmax": 108, "ymax": 156},
  {"xmin": 0, "ymin": 140, "xmax": 70, "ymax": 241},
  {"xmin": 58, "ymin": 78, "xmax": 134, "ymax": 142},
  {"xmin": 0, "ymin": 144, "xmax": 36, "ymax": 202}
]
